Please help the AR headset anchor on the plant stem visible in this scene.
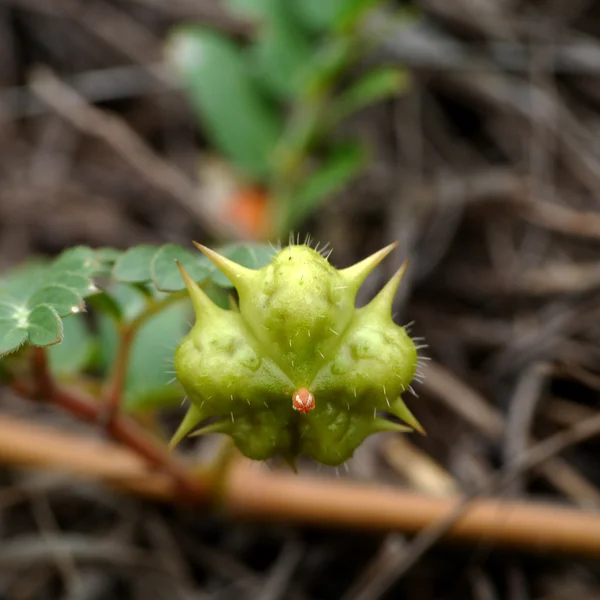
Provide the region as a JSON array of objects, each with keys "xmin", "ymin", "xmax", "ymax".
[
  {"xmin": 103, "ymin": 323, "xmax": 134, "ymax": 422},
  {"xmin": 15, "ymin": 347, "xmax": 208, "ymax": 503},
  {"xmin": 129, "ymin": 289, "xmax": 188, "ymax": 331},
  {"xmin": 102, "ymin": 289, "xmax": 188, "ymax": 421},
  {"xmin": 268, "ymin": 36, "xmax": 356, "ymax": 237},
  {"xmin": 3, "ymin": 410, "xmax": 600, "ymax": 559}
]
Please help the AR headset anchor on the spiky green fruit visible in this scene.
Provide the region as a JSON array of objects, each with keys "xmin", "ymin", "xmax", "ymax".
[{"xmin": 172, "ymin": 242, "xmax": 422, "ymax": 466}]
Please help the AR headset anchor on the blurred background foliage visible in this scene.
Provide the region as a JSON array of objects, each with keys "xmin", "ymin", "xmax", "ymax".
[{"xmin": 166, "ymin": 0, "xmax": 413, "ymax": 236}]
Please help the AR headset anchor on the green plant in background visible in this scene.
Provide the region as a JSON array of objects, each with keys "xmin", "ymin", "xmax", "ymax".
[
  {"xmin": 0, "ymin": 240, "xmax": 423, "ymax": 468},
  {"xmin": 166, "ymin": 0, "xmax": 415, "ymax": 237}
]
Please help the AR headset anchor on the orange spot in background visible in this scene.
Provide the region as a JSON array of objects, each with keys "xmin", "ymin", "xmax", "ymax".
[{"xmin": 225, "ymin": 187, "xmax": 270, "ymax": 240}]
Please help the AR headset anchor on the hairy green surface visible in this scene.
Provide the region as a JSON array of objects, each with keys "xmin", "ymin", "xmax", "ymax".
[{"xmin": 173, "ymin": 242, "xmax": 423, "ymax": 467}]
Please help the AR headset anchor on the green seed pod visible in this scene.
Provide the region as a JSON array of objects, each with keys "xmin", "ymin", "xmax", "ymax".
[{"xmin": 172, "ymin": 241, "xmax": 423, "ymax": 467}]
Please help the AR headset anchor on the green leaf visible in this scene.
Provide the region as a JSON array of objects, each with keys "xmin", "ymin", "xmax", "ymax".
[
  {"xmin": 0, "ymin": 300, "xmax": 20, "ymax": 320},
  {"xmin": 219, "ymin": 243, "xmax": 277, "ymax": 269},
  {"xmin": 166, "ymin": 26, "xmax": 282, "ymax": 180},
  {"xmin": 96, "ymin": 286, "xmax": 146, "ymax": 374},
  {"xmin": 0, "ymin": 300, "xmax": 28, "ymax": 356},
  {"xmin": 27, "ymin": 305, "xmax": 62, "ymax": 347},
  {"xmin": 292, "ymin": 0, "xmax": 353, "ymax": 31},
  {"xmin": 113, "ymin": 245, "xmax": 157, "ymax": 283},
  {"xmin": 95, "ymin": 247, "xmax": 122, "ymax": 263},
  {"xmin": 203, "ymin": 281, "xmax": 235, "ymax": 310},
  {"xmin": 272, "ymin": 101, "xmax": 324, "ymax": 179},
  {"xmin": 46, "ymin": 248, "xmax": 101, "ymax": 297},
  {"xmin": 224, "ymin": 0, "xmax": 271, "ymax": 18},
  {"xmin": 336, "ymin": 0, "xmax": 386, "ymax": 32},
  {"xmin": 48, "ymin": 314, "xmax": 93, "ymax": 375},
  {"xmin": 302, "ymin": 36, "xmax": 356, "ymax": 99},
  {"xmin": 50, "ymin": 273, "xmax": 96, "ymax": 298},
  {"xmin": 335, "ymin": 68, "xmax": 411, "ymax": 120},
  {"xmin": 51, "ymin": 246, "xmax": 97, "ymax": 276},
  {"xmin": 109, "ymin": 284, "xmax": 149, "ymax": 323},
  {"xmin": 49, "ymin": 246, "xmax": 119, "ymax": 280},
  {"xmin": 85, "ymin": 290, "xmax": 124, "ymax": 322},
  {"xmin": 1, "ymin": 252, "xmax": 98, "ymax": 308},
  {"xmin": 125, "ymin": 385, "xmax": 186, "ymax": 412},
  {"xmin": 0, "ymin": 322, "xmax": 27, "ymax": 357},
  {"xmin": 151, "ymin": 245, "xmax": 211, "ymax": 292},
  {"xmin": 284, "ymin": 143, "xmax": 366, "ymax": 229},
  {"xmin": 0, "ymin": 260, "xmax": 48, "ymax": 302},
  {"xmin": 96, "ymin": 291, "xmax": 191, "ymax": 412},
  {"xmin": 250, "ymin": 2, "xmax": 313, "ymax": 99},
  {"xmin": 94, "ymin": 247, "xmax": 122, "ymax": 276},
  {"xmin": 211, "ymin": 243, "xmax": 277, "ymax": 287},
  {"xmin": 27, "ymin": 284, "xmax": 84, "ymax": 318},
  {"xmin": 123, "ymin": 302, "xmax": 190, "ymax": 410}
]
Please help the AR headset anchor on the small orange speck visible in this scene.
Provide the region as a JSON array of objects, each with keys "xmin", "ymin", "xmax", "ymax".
[{"xmin": 292, "ymin": 388, "xmax": 315, "ymax": 414}]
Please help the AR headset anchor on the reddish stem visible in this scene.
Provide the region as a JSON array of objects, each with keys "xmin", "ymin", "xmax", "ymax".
[
  {"xmin": 102, "ymin": 324, "xmax": 134, "ymax": 423},
  {"xmin": 16, "ymin": 347, "xmax": 208, "ymax": 503}
]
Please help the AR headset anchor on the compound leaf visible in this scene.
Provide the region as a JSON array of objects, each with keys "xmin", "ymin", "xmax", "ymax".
[
  {"xmin": 51, "ymin": 273, "xmax": 96, "ymax": 298},
  {"xmin": 211, "ymin": 243, "xmax": 277, "ymax": 287},
  {"xmin": 27, "ymin": 284, "xmax": 84, "ymax": 318},
  {"xmin": 95, "ymin": 247, "xmax": 122, "ymax": 263},
  {"xmin": 0, "ymin": 321, "xmax": 27, "ymax": 357},
  {"xmin": 48, "ymin": 314, "xmax": 94, "ymax": 376},
  {"xmin": 27, "ymin": 305, "xmax": 63, "ymax": 347},
  {"xmin": 0, "ymin": 261, "xmax": 47, "ymax": 302},
  {"xmin": 0, "ymin": 300, "xmax": 29, "ymax": 356},
  {"xmin": 51, "ymin": 246, "xmax": 97, "ymax": 277},
  {"xmin": 113, "ymin": 245, "xmax": 157, "ymax": 283},
  {"xmin": 151, "ymin": 244, "xmax": 211, "ymax": 292},
  {"xmin": 123, "ymin": 300, "xmax": 191, "ymax": 411}
]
